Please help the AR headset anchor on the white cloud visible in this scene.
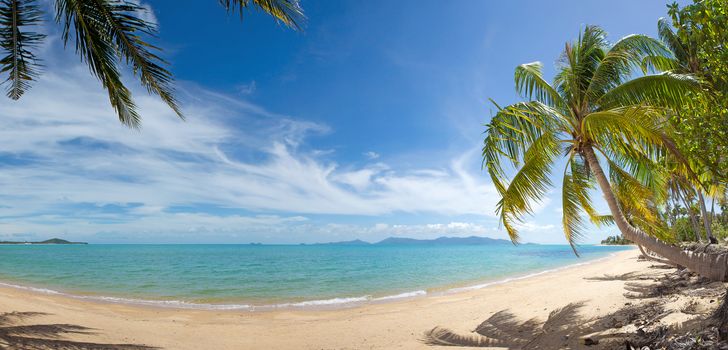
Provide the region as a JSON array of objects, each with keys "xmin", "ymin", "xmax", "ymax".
[
  {"xmin": 237, "ymin": 81, "xmax": 257, "ymax": 95},
  {"xmin": 127, "ymin": 0, "xmax": 158, "ymax": 26},
  {"xmin": 513, "ymin": 221, "xmax": 556, "ymax": 232},
  {"xmin": 363, "ymin": 151, "xmax": 380, "ymax": 160},
  {"xmin": 0, "ymin": 68, "xmax": 504, "ymax": 240}
]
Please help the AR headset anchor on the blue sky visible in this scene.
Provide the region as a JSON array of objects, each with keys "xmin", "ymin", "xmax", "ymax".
[{"xmin": 0, "ymin": 0, "xmax": 680, "ymax": 244}]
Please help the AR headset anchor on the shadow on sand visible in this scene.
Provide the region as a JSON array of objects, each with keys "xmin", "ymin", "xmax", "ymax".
[
  {"xmin": 423, "ymin": 263, "xmax": 725, "ymax": 349},
  {"xmin": 0, "ymin": 311, "xmax": 157, "ymax": 350}
]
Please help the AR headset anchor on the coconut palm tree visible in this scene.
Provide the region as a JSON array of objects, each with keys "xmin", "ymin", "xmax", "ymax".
[
  {"xmin": 0, "ymin": 0, "xmax": 303, "ymax": 127},
  {"xmin": 482, "ymin": 25, "xmax": 728, "ymax": 281}
]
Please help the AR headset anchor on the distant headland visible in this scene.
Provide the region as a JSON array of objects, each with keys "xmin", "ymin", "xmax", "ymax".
[
  {"xmin": 305, "ymin": 236, "xmax": 516, "ymax": 246},
  {"xmin": 0, "ymin": 238, "xmax": 87, "ymax": 245}
]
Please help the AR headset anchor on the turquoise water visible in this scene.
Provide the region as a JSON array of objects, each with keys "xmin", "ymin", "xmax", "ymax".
[{"xmin": 0, "ymin": 244, "xmax": 631, "ymax": 309}]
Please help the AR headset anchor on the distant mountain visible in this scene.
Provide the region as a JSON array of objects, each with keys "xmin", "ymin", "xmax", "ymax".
[
  {"xmin": 376, "ymin": 236, "xmax": 511, "ymax": 245},
  {"xmin": 312, "ymin": 239, "xmax": 371, "ymax": 246},
  {"xmin": 316, "ymin": 236, "xmax": 512, "ymax": 246},
  {"xmin": 0, "ymin": 238, "xmax": 87, "ymax": 245}
]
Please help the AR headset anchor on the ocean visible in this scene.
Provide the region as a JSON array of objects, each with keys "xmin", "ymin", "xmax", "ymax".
[{"xmin": 0, "ymin": 243, "xmax": 631, "ymax": 310}]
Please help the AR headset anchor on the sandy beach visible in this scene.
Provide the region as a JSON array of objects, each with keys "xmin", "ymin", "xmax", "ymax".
[
  {"xmin": 0, "ymin": 250, "xmax": 717, "ymax": 349},
  {"xmin": 0, "ymin": 248, "xmax": 718, "ymax": 349}
]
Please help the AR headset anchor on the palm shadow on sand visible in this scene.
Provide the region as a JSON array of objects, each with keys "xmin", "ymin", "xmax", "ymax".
[
  {"xmin": 0, "ymin": 312, "xmax": 158, "ymax": 350},
  {"xmin": 423, "ymin": 301, "xmax": 663, "ymax": 349},
  {"xmin": 423, "ymin": 264, "xmax": 722, "ymax": 349}
]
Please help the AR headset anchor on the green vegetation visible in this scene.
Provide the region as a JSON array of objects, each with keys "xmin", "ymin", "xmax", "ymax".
[
  {"xmin": 601, "ymin": 235, "xmax": 632, "ymax": 245},
  {"xmin": 0, "ymin": 0, "xmax": 304, "ymax": 127},
  {"xmin": 658, "ymin": 0, "xmax": 728, "ymax": 245}
]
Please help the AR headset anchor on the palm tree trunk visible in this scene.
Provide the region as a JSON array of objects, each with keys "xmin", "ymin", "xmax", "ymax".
[
  {"xmin": 637, "ymin": 244, "xmax": 676, "ymax": 266},
  {"xmin": 583, "ymin": 145, "xmax": 728, "ymax": 281},
  {"xmin": 699, "ymin": 190, "xmax": 716, "ymax": 242}
]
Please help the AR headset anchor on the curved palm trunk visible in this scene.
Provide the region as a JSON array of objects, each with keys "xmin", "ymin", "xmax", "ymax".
[
  {"xmin": 583, "ymin": 146, "xmax": 728, "ymax": 281},
  {"xmin": 637, "ymin": 244, "xmax": 676, "ymax": 266}
]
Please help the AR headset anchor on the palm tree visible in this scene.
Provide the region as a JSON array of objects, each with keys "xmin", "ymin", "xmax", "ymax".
[
  {"xmin": 482, "ymin": 26, "xmax": 728, "ymax": 281},
  {"xmin": 0, "ymin": 0, "xmax": 303, "ymax": 127}
]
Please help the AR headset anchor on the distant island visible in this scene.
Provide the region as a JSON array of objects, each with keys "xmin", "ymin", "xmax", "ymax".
[
  {"xmin": 308, "ymin": 236, "xmax": 514, "ymax": 246},
  {"xmin": 0, "ymin": 238, "xmax": 87, "ymax": 245}
]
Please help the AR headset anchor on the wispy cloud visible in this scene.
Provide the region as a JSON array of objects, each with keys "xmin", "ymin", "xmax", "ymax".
[
  {"xmin": 363, "ymin": 151, "xmax": 380, "ymax": 160},
  {"xmin": 0, "ymin": 68, "xmax": 503, "ymax": 241},
  {"xmin": 236, "ymin": 81, "xmax": 257, "ymax": 95}
]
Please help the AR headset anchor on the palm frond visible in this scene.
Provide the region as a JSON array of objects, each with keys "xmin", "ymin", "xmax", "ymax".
[
  {"xmin": 596, "ymin": 72, "xmax": 701, "ymax": 111},
  {"xmin": 570, "ymin": 153, "xmax": 612, "ymax": 227},
  {"xmin": 586, "ymin": 34, "xmax": 673, "ymax": 101},
  {"xmin": 657, "ymin": 17, "xmax": 689, "ymax": 67},
  {"xmin": 562, "ymin": 165, "xmax": 586, "ymax": 255},
  {"xmin": 219, "ymin": 0, "xmax": 304, "ymax": 30},
  {"xmin": 554, "ymin": 25, "xmax": 607, "ymax": 107},
  {"xmin": 607, "ymin": 159, "xmax": 670, "ymax": 239},
  {"xmin": 483, "ymin": 101, "xmax": 569, "ymax": 197},
  {"xmin": 0, "ymin": 0, "xmax": 44, "ymax": 99},
  {"xmin": 582, "ymin": 106, "xmax": 667, "ymax": 146},
  {"xmin": 583, "ymin": 106, "xmax": 672, "ymax": 192},
  {"xmin": 87, "ymin": 0, "xmax": 182, "ymax": 119},
  {"xmin": 55, "ymin": 0, "xmax": 141, "ymax": 127},
  {"xmin": 561, "ymin": 152, "xmax": 615, "ymax": 254},
  {"xmin": 641, "ymin": 55, "xmax": 679, "ymax": 74},
  {"xmin": 514, "ymin": 62, "xmax": 564, "ymax": 108},
  {"xmin": 495, "ymin": 131, "xmax": 560, "ymax": 242}
]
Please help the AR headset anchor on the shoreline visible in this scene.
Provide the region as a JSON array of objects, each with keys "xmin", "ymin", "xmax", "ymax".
[
  {"xmin": 0, "ymin": 249, "xmax": 655, "ymax": 349},
  {"xmin": 0, "ymin": 247, "xmax": 632, "ymax": 312}
]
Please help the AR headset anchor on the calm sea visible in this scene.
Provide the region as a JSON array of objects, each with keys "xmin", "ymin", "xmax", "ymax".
[{"xmin": 0, "ymin": 244, "xmax": 631, "ymax": 310}]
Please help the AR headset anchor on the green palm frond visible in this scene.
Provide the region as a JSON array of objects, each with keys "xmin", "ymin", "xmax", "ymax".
[
  {"xmin": 54, "ymin": 0, "xmax": 184, "ymax": 127},
  {"xmin": 583, "ymin": 107, "xmax": 670, "ymax": 203},
  {"xmin": 569, "ymin": 154, "xmax": 612, "ymax": 227},
  {"xmin": 585, "ymin": 106, "xmax": 695, "ymax": 192},
  {"xmin": 561, "ymin": 152, "xmax": 615, "ymax": 254},
  {"xmin": 0, "ymin": 0, "xmax": 44, "ymax": 99},
  {"xmin": 56, "ymin": 0, "xmax": 142, "ymax": 127},
  {"xmin": 596, "ymin": 72, "xmax": 701, "ymax": 111},
  {"xmin": 582, "ymin": 106, "xmax": 667, "ymax": 146},
  {"xmin": 554, "ymin": 25, "xmax": 608, "ymax": 107},
  {"xmin": 607, "ymin": 159, "xmax": 668, "ymax": 233},
  {"xmin": 220, "ymin": 0, "xmax": 304, "ymax": 30},
  {"xmin": 496, "ymin": 131, "xmax": 560, "ymax": 242},
  {"xmin": 606, "ymin": 140, "xmax": 667, "ymax": 201},
  {"xmin": 514, "ymin": 62, "xmax": 564, "ymax": 108},
  {"xmin": 94, "ymin": 0, "xmax": 181, "ymax": 119},
  {"xmin": 586, "ymin": 34, "xmax": 673, "ymax": 101},
  {"xmin": 561, "ymin": 158, "xmax": 587, "ymax": 254},
  {"xmin": 657, "ymin": 17, "xmax": 690, "ymax": 68},
  {"xmin": 641, "ymin": 55, "xmax": 679, "ymax": 74},
  {"xmin": 483, "ymin": 101, "xmax": 569, "ymax": 197}
]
